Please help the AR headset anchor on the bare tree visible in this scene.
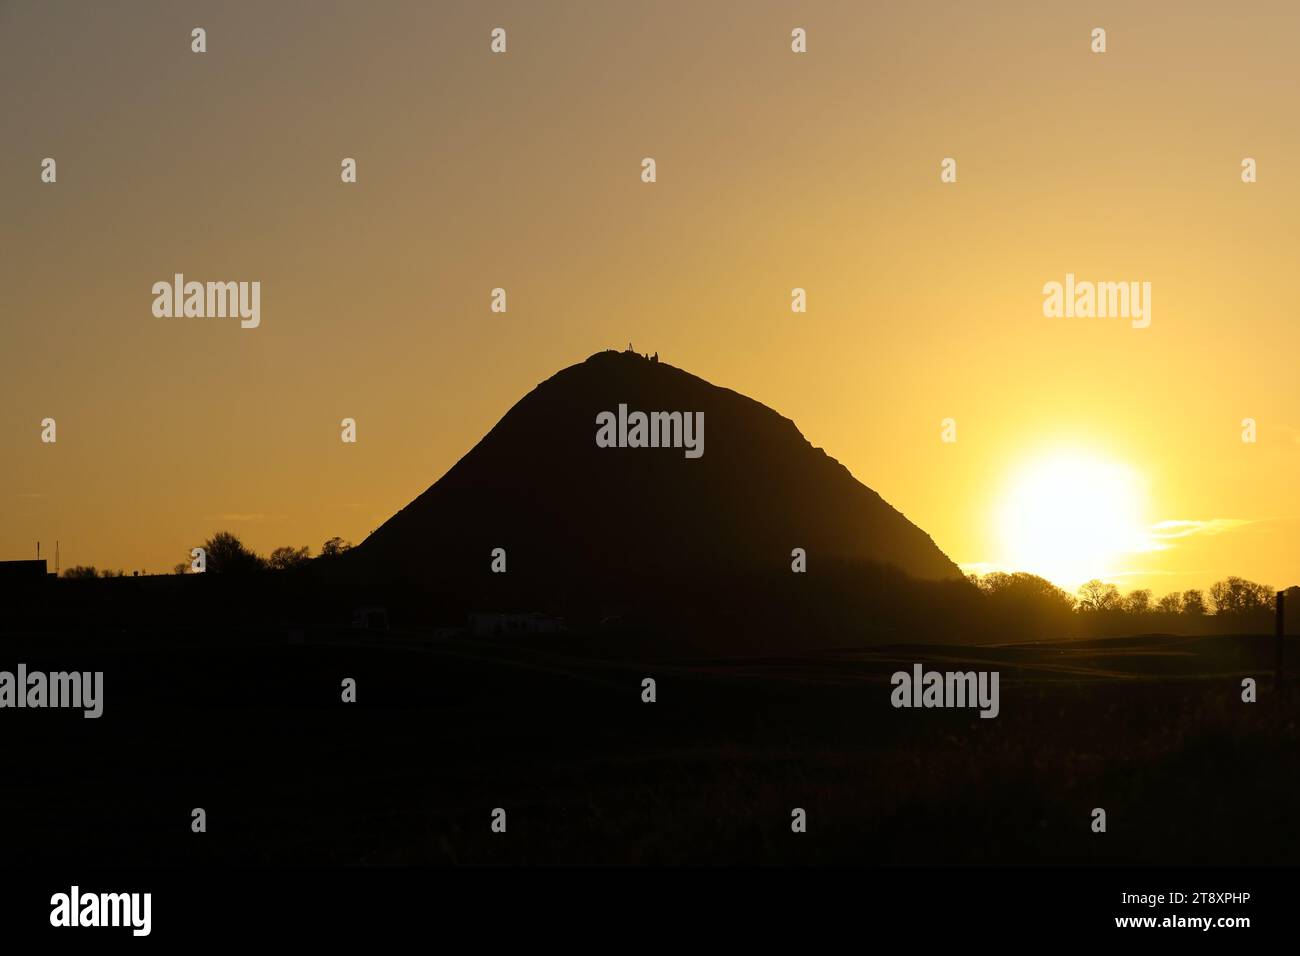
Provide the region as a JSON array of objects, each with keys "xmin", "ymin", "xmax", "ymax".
[
  {"xmin": 1181, "ymin": 589, "xmax": 1207, "ymax": 616},
  {"xmin": 268, "ymin": 545, "xmax": 311, "ymax": 570},
  {"xmin": 972, "ymin": 571, "xmax": 1078, "ymax": 611},
  {"xmin": 1156, "ymin": 592, "xmax": 1184, "ymax": 614},
  {"xmin": 320, "ymin": 536, "xmax": 353, "ymax": 559},
  {"xmin": 195, "ymin": 531, "xmax": 266, "ymax": 574},
  {"xmin": 1209, "ymin": 576, "xmax": 1273, "ymax": 616},
  {"xmin": 1123, "ymin": 589, "xmax": 1153, "ymax": 614},
  {"xmin": 1078, "ymin": 579, "xmax": 1123, "ymax": 612}
]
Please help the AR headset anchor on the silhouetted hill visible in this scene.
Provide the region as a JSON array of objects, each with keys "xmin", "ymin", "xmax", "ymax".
[{"xmin": 340, "ymin": 350, "xmax": 964, "ymax": 640}]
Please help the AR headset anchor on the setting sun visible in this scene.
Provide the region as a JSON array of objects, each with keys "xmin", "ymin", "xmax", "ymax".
[{"xmin": 996, "ymin": 452, "xmax": 1147, "ymax": 591}]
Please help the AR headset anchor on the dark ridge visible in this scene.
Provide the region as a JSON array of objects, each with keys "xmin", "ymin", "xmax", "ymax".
[{"xmin": 332, "ymin": 350, "xmax": 967, "ymax": 647}]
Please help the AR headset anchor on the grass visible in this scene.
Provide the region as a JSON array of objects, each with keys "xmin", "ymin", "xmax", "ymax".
[{"xmin": 3, "ymin": 628, "xmax": 1297, "ymax": 865}]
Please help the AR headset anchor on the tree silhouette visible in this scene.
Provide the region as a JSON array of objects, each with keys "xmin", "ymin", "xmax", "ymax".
[
  {"xmin": 1181, "ymin": 589, "xmax": 1207, "ymax": 616},
  {"xmin": 199, "ymin": 531, "xmax": 266, "ymax": 574},
  {"xmin": 1123, "ymin": 589, "xmax": 1153, "ymax": 614},
  {"xmin": 1156, "ymin": 592, "xmax": 1183, "ymax": 614},
  {"xmin": 1077, "ymin": 579, "xmax": 1123, "ymax": 612},
  {"xmin": 971, "ymin": 571, "xmax": 1077, "ymax": 611},
  {"xmin": 319, "ymin": 536, "xmax": 352, "ymax": 559},
  {"xmin": 1209, "ymin": 576, "xmax": 1273, "ymax": 616},
  {"xmin": 268, "ymin": 545, "xmax": 311, "ymax": 570}
]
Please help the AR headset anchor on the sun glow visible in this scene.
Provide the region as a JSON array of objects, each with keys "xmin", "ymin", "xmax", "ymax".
[{"xmin": 996, "ymin": 452, "xmax": 1146, "ymax": 591}]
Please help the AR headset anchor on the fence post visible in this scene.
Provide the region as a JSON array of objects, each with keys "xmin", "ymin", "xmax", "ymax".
[{"xmin": 1277, "ymin": 591, "xmax": 1285, "ymax": 693}]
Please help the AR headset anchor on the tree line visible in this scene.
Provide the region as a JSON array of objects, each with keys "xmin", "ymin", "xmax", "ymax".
[
  {"xmin": 170, "ymin": 531, "xmax": 354, "ymax": 574},
  {"xmin": 971, "ymin": 571, "xmax": 1288, "ymax": 620},
  {"xmin": 61, "ymin": 530, "xmax": 353, "ymax": 578}
]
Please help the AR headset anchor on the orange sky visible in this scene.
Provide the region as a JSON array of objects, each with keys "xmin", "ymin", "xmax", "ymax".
[{"xmin": 2, "ymin": 1, "xmax": 1297, "ymax": 596}]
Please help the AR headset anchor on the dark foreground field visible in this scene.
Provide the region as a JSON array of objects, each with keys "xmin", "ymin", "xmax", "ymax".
[{"xmin": 3, "ymin": 628, "xmax": 1297, "ymax": 866}]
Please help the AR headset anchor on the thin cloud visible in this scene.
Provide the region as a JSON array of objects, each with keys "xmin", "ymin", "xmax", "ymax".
[{"xmin": 1136, "ymin": 518, "xmax": 1255, "ymax": 553}]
